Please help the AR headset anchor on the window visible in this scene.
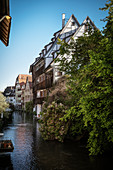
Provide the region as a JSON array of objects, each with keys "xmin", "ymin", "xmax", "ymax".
[
  {"xmin": 40, "ymin": 91, "xmax": 43, "ymax": 97},
  {"xmin": 57, "ymin": 71, "xmax": 62, "ymax": 76},
  {"xmin": 37, "ymin": 91, "xmax": 40, "ymax": 98},
  {"xmin": 37, "ymin": 90, "xmax": 45, "ymax": 97},
  {"xmin": 71, "ymin": 22, "xmax": 75, "ymax": 26},
  {"xmin": 37, "ymin": 74, "xmax": 45, "ymax": 83},
  {"xmin": 44, "ymin": 90, "xmax": 47, "ymax": 97}
]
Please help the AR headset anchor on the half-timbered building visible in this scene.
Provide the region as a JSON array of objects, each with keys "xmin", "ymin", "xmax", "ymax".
[{"xmin": 30, "ymin": 14, "xmax": 97, "ymax": 117}]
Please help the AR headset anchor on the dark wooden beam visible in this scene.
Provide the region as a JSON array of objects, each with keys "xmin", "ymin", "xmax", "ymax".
[
  {"xmin": 0, "ymin": 15, "xmax": 11, "ymax": 46},
  {"xmin": 0, "ymin": 0, "xmax": 11, "ymax": 46}
]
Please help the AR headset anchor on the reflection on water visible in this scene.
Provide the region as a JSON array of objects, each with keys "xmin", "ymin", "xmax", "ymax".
[{"xmin": 0, "ymin": 111, "xmax": 113, "ymax": 170}]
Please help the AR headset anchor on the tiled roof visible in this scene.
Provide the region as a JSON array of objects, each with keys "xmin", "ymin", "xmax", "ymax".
[{"xmin": 18, "ymin": 74, "xmax": 32, "ymax": 84}]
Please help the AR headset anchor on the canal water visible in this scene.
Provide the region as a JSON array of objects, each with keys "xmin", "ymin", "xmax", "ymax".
[{"xmin": 0, "ymin": 111, "xmax": 113, "ymax": 170}]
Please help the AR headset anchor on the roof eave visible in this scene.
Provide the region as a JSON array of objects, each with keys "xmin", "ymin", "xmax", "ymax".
[{"xmin": 0, "ymin": 15, "xmax": 11, "ymax": 46}]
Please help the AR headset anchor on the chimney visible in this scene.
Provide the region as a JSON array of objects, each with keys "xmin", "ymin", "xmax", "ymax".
[{"xmin": 62, "ymin": 13, "xmax": 65, "ymax": 28}]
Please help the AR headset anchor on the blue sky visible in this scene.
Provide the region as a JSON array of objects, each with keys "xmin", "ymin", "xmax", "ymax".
[{"xmin": 0, "ymin": 0, "xmax": 108, "ymax": 91}]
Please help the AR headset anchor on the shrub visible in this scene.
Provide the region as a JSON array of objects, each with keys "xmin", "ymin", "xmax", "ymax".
[{"xmin": 40, "ymin": 102, "xmax": 69, "ymax": 142}]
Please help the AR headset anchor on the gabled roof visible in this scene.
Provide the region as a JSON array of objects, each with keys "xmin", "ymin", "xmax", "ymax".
[
  {"xmin": 0, "ymin": 0, "xmax": 11, "ymax": 46},
  {"xmin": 31, "ymin": 14, "xmax": 80, "ymax": 65},
  {"xmin": 73, "ymin": 16, "xmax": 98, "ymax": 40},
  {"xmin": 85, "ymin": 16, "xmax": 97, "ymax": 29},
  {"xmin": 43, "ymin": 15, "xmax": 80, "ymax": 68},
  {"xmin": 30, "ymin": 14, "xmax": 97, "ymax": 73},
  {"xmin": 60, "ymin": 14, "xmax": 80, "ymax": 35},
  {"xmin": 16, "ymin": 74, "xmax": 32, "ymax": 85},
  {"xmin": 50, "ymin": 16, "xmax": 98, "ymax": 66}
]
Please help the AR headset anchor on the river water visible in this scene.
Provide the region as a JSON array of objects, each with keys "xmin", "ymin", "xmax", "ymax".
[{"xmin": 0, "ymin": 111, "xmax": 113, "ymax": 170}]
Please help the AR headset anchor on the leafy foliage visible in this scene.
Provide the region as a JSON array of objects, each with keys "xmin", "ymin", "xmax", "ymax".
[
  {"xmin": 40, "ymin": 102, "xmax": 69, "ymax": 142},
  {"xmin": 79, "ymin": 38, "xmax": 113, "ymax": 155},
  {"xmin": 54, "ymin": 0, "xmax": 113, "ymax": 155},
  {"xmin": 39, "ymin": 0, "xmax": 113, "ymax": 156},
  {"xmin": 46, "ymin": 76, "xmax": 68, "ymax": 105},
  {"xmin": 100, "ymin": 0, "xmax": 113, "ymax": 39},
  {"xmin": 0, "ymin": 92, "xmax": 9, "ymax": 130},
  {"xmin": 0, "ymin": 92, "xmax": 9, "ymax": 118}
]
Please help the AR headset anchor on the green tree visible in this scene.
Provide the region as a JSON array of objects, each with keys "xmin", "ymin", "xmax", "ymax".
[
  {"xmin": 56, "ymin": 0, "xmax": 113, "ymax": 155},
  {"xmin": 80, "ymin": 0, "xmax": 113, "ymax": 155},
  {"xmin": 0, "ymin": 92, "xmax": 9, "ymax": 130},
  {"xmin": 56, "ymin": 29, "xmax": 103, "ymax": 141},
  {"xmin": 100, "ymin": 0, "xmax": 113, "ymax": 40},
  {"xmin": 79, "ymin": 37, "xmax": 113, "ymax": 155},
  {"xmin": 0, "ymin": 92, "xmax": 9, "ymax": 117}
]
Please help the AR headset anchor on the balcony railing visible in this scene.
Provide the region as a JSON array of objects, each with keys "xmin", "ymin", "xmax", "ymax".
[
  {"xmin": 33, "ymin": 77, "xmax": 53, "ymax": 92},
  {"xmin": 35, "ymin": 81, "xmax": 46, "ymax": 90}
]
